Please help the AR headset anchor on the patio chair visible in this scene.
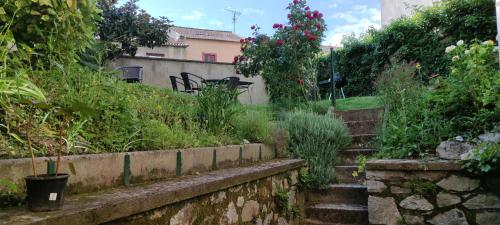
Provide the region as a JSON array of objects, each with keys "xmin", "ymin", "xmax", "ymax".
[
  {"xmin": 118, "ymin": 66, "xmax": 143, "ymax": 83},
  {"xmin": 180, "ymin": 72, "xmax": 204, "ymax": 94},
  {"xmin": 169, "ymin": 76, "xmax": 185, "ymax": 92}
]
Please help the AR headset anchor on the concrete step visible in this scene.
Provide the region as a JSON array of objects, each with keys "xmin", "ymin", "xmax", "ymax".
[
  {"xmin": 338, "ymin": 148, "xmax": 376, "ymax": 166},
  {"xmin": 307, "ymin": 184, "xmax": 367, "ymax": 205},
  {"xmin": 335, "ymin": 166, "xmax": 365, "ymax": 184},
  {"xmin": 333, "ymin": 108, "xmax": 383, "ymax": 122},
  {"xmin": 305, "ymin": 203, "xmax": 368, "ymax": 224},
  {"xmin": 345, "ymin": 120, "xmax": 379, "ymax": 136},
  {"xmin": 351, "ymin": 134, "xmax": 376, "ymax": 148}
]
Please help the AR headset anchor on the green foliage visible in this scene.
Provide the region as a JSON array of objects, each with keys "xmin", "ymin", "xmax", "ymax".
[
  {"xmin": 463, "ymin": 142, "xmax": 500, "ymax": 175},
  {"xmin": 197, "ymin": 85, "xmax": 240, "ymax": 134},
  {"xmin": 336, "ymin": 96, "xmax": 383, "ymax": 111},
  {"xmin": 231, "ymin": 107, "xmax": 272, "ymax": 143},
  {"xmin": 407, "ymin": 178, "xmax": 439, "ymax": 197},
  {"xmin": 236, "ymin": 0, "xmax": 325, "ymax": 106},
  {"xmin": 352, "ymin": 155, "xmax": 367, "ymax": 178},
  {"xmin": 0, "ymin": 0, "xmax": 101, "ymax": 67},
  {"xmin": 377, "ymin": 41, "xmax": 499, "ymax": 159},
  {"xmin": 376, "ymin": 62, "xmax": 450, "ymax": 158},
  {"xmin": 281, "ymin": 111, "xmax": 350, "ymax": 188},
  {"xmin": 323, "ymin": 0, "xmax": 496, "ymax": 96},
  {"xmin": 0, "ymin": 178, "xmax": 24, "ymax": 208},
  {"xmin": 97, "ymin": 0, "xmax": 172, "ymax": 59}
]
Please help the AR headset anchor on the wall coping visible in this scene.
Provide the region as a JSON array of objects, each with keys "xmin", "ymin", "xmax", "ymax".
[
  {"xmin": 366, "ymin": 159, "xmax": 462, "ymax": 171},
  {"xmin": 0, "ymin": 159, "xmax": 306, "ymax": 225}
]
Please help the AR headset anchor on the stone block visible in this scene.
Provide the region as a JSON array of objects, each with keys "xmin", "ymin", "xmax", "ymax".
[
  {"xmin": 367, "ymin": 180, "xmax": 387, "ymax": 193},
  {"xmin": 391, "ymin": 186, "xmax": 411, "ymax": 194},
  {"xmin": 436, "ymin": 141, "xmax": 474, "ymax": 160},
  {"xmin": 436, "ymin": 192, "xmax": 461, "ymax": 208},
  {"xmin": 403, "ymin": 214, "xmax": 425, "ymax": 225},
  {"xmin": 476, "ymin": 212, "xmax": 500, "ymax": 225},
  {"xmin": 437, "ymin": 175, "xmax": 480, "ymax": 192},
  {"xmin": 241, "ymin": 200, "xmax": 260, "ymax": 222},
  {"xmin": 463, "ymin": 193, "xmax": 500, "ymax": 209},
  {"xmin": 368, "ymin": 196, "xmax": 401, "ymax": 225},
  {"xmin": 366, "ymin": 170, "xmax": 407, "ymax": 181},
  {"xmin": 400, "ymin": 195, "xmax": 434, "ymax": 211},
  {"xmin": 428, "ymin": 209, "xmax": 468, "ymax": 225}
]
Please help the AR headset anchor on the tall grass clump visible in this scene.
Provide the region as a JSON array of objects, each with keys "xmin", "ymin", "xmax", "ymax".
[
  {"xmin": 197, "ymin": 85, "xmax": 240, "ymax": 134},
  {"xmin": 281, "ymin": 111, "xmax": 350, "ymax": 189},
  {"xmin": 231, "ymin": 107, "xmax": 273, "ymax": 143}
]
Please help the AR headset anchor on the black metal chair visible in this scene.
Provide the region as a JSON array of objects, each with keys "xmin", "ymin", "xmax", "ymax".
[
  {"xmin": 180, "ymin": 72, "xmax": 204, "ymax": 94},
  {"xmin": 118, "ymin": 66, "xmax": 143, "ymax": 83},
  {"xmin": 169, "ymin": 76, "xmax": 185, "ymax": 92}
]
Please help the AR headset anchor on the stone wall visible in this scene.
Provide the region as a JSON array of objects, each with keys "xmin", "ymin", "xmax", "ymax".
[
  {"xmin": 106, "ymin": 165, "xmax": 305, "ymax": 225},
  {"xmin": 366, "ymin": 160, "xmax": 500, "ymax": 225}
]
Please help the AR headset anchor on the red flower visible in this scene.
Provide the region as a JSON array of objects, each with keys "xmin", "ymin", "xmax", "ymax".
[
  {"xmin": 287, "ymin": 14, "xmax": 292, "ymax": 19},
  {"xmin": 273, "ymin": 23, "xmax": 283, "ymax": 29},
  {"xmin": 307, "ymin": 34, "xmax": 317, "ymax": 41},
  {"xmin": 299, "ymin": 79, "xmax": 305, "ymax": 86},
  {"xmin": 313, "ymin": 10, "xmax": 319, "ymax": 18},
  {"xmin": 239, "ymin": 56, "xmax": 245, "ymax": 61},
  {"xmin": 293, "ymin": 0, "xmax": 299, "ymax": 4},
  {"xmin": 240, "ymin": 47, "xmax": 245, "ymax": 52},
  {"xmin": 316, "ymin": 23, "xmax": 322, "ymax": 30},
  {"xmin": 236, "ymin": 70, "xmax": 241, "ymax": 74},
  {"xmin": 293, "ymin": 24, "xmax": 301, "ymax": 30},
  {"xmin": 306, "ymin": 11, "xmax": 314, "ymax": 20},
  {"xmin": 276, "ymin": 39, "xmax": 285, "ymax": 46},
  {"xmin": 232, "ymin": 56, "xmax": 239, "ymax": 64},
  {"xmin": 305, "ymin": 6, "xmax": 310, "ymax": 10},
  {"xmin": 318, "ymin": 13, "xmax": 323, "ymax": 18},
  {"xmin": 240, "ymin": 39, "xmax": 245, "ymax": 43},
  {"xmin": 251, "ymin": 25, "xmax": 256, "ymax": 30}
]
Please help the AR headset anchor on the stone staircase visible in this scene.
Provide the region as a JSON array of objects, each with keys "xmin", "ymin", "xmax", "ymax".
[{"xmin": 303, "ymin": 108, "xmax": 383, "ymax": 225}]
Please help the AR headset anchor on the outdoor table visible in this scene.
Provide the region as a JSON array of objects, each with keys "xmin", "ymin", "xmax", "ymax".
[{"xmin": 202, "ymin": 79, "xmax": 254, "ymax": 103}]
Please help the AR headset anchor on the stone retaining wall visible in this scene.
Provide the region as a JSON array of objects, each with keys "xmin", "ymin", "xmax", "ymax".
[
  {"xmin": 0, "ymin": 144, "xmax": 275, "ymax": 195},
  {"xmin": 366, "ymin": 160, "xmax": 500, "ymax": 225}
]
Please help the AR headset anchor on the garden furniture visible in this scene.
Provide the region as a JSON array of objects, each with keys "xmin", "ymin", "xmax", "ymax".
[
  {"xmin": 118, "ymin": 66, "xmax": 144, "ymax": 83},
  {"xmin": 202, "ymin": 77, "xmax": 254, "ymax": 103},
  {"xmin": 180, "ymin": 72, "xmax": 204, "ymax": 95},
  {"xmin": 169, "ymin": 76, "xmax": 185, "ymax": 92}
]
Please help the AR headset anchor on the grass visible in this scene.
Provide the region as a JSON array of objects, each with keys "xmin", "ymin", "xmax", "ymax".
[{"xmin": 335, "ymin": 96, "xmax": 383, "ymax": 111}]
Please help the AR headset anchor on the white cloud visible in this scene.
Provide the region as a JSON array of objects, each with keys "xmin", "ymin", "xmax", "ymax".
[
  {"xmin": 324, "ymin": 5, "xmax": 381, "ymax": 46},
  {"xmin": 182, "ymin": 10, "xmax": 205, "ymax": 21},
  {"xmin": 242, "ymin": 8, "xmax": 264, "ymax": 15},
  {"xmin": 210, "ymin": 19, "xmax": 223, "ymax": 27}
]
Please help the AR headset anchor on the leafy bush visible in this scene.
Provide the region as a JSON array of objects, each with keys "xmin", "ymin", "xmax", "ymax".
[
  {"xmin": 322, "ymin": 0, "xmax": 496, "ymax": 96},
  {"xmin": 231, "ymin": 107, "xmax": 272, "ymax": 143},
  {"xmin": 197, "ymin": 85, "xmax": 240, "ymax": 134},
  {"xmin": 235, "ymin": 0, "xmax": 325, "ymax": 106},
  {"xmin": 462, "ymin": 142, "xmax": 500, "ymax": 175},
  {"xmin": 377, "ymin": 41, "xmax": 500, "ymax": 159},
  {"xmin": 376, "ymin": 63, "xmax": 450, "ymax": 158},
  {"xmin": 281, "ymin": 111, "xmax": 350, "ymax": 188}
]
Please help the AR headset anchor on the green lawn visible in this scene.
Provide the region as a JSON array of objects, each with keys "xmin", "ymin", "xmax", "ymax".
[{"xmin": 335, "ymin": 96, "xmax": 383, "ymax": 111}]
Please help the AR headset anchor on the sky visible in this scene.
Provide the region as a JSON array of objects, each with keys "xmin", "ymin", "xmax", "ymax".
[{"xmin": 120, "ymin": 0, "xmax": 382, "ymax": 46}]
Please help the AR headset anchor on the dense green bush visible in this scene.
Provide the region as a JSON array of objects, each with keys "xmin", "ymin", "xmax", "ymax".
[
  {"xmin": 320, "ymin": 0, "xmax": 496, "ymax": 96},
  {"xmin": 377, "ymin": 41, "xmax": 500, "ymax": 158},
  {"xmin": 281, "ymin": 111, "xmax": 350, "ymax": 188},
  {"xmin": 463, "ymin": 142, "xmax": 500, "ymax": 175},
  {"xmin": 231, "ymin": 107, "xmax": 273, "ymax": 144}
]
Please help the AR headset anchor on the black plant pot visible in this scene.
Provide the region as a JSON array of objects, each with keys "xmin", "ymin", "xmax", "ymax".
[{"xmin": 25, "ymin": 174, "xmax": 69, "ymax": 212}]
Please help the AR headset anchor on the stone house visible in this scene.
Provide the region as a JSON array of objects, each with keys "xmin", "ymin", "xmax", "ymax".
[{"xmin": 135, "ymin": 26, "xmax": 243, "ymax": 63}]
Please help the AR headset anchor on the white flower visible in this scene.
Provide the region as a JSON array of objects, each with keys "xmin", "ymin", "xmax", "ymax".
[
  {"xmin": 482, "ymin": 40, "xmax": 495, "ymax": 46},
  {"xmin": 494, "ymin": 47, "xmax": 498, "ymax": 52},
  {"xmin": 456, "ymin": 40, "xmax": 464, "ymax": 46},
  {"xmin": 445, "ymin": 45, "xmax": 456, "ymax": 53},
  {"xmin": 464, "ymin": 50, "xmax": 470, "ymax": 55},
  {"xmin": 452, "ymin": 56, "xmax": 460, "ymax": 62}
]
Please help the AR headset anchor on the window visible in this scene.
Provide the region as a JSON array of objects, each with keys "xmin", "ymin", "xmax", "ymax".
[
  {"xmin": 146, "ymin": 52, "xmax": 165, "ymax": 58},
  {"xmin": 202, "ymin": 53, "xmax": 217, "ymax": 63}
]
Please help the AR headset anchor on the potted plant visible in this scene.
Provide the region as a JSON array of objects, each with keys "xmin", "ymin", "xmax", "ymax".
[{"xmin": 24, "ymin": 100, "xmax": 95, "ymax": 212}]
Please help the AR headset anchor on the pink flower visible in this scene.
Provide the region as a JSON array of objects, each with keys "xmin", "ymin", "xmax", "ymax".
[
  {"xmin": 307, "ymin": 34, "xmax": 317, "ymax": 41},
  {"xmin": 239, "ymin": 56, "xmax": 245, "ymax": 61},
  {"xmin": 305, "ymin": 6, "xmax": 310, "ymax": 10},
  {"xmin": 240, "ymin": 47, "xmax": 245, "ymax": 52},
  {"xmin": 276, "ymin": 39, "xmax": 285, "ymax": 46},
  {"xmin": 318, "ymin": 13, "xmax": 323, "ymax": 18},
  {"xmin": 293, "ymin": 24, "xmax": 301, "ymax": 30},
  {"xmin": 316, "ymin": 23, "xmax": 322, "ymax": 30},
  {"xmin": 293, "ymin": 0, "xmax": 299, "ymax": 4},
  {"xmin": 287, "ymin": 14, "xmax": 292, "ymax": 19},
  {"xmin": 306, "ymin": 11, "xmax": 314, "ymax": 20},
  {"xmin": 240, "ymin": 39, "xmax": 245, "ymax": 43}
]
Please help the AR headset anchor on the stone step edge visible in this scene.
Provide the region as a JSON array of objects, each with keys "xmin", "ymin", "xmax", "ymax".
[
  {"xmin": 303, "ymin": 218, "xmax": 357, "ymax": 225},
  {"xmin": 306, "ymin": 203, "xmax": 368, "ymax": 211},
  {"xmin": 344, "ymin": 119, "xmax": 380, "ymax": 124},
  {"xmin": 0, "ymin": 159, "xmax": 306, "ymax": 225}
]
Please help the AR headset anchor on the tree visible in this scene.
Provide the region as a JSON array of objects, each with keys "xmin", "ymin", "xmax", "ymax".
[{"xmin": 97, "ymin": 0, "xmax": 172, "ymax": 59}]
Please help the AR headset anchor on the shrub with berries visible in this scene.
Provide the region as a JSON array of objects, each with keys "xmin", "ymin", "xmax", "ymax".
[{"xmin": 234, "ymin": 0, "xmax": 325, "ymax": 107}]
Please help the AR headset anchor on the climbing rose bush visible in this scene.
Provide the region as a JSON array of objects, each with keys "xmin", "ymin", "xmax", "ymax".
[{"xmin": 234, "ymin": 0, "xmax": 325, "ymax": 106}]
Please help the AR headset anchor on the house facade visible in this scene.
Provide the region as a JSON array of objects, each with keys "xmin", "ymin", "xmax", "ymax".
[
  {"xmin": 135, "ymin": 26, "xmax": 242, "ymax": 63},
  {"xmin": 381, "ymin": 0, "xmax": 440, "ymax": 26}
]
